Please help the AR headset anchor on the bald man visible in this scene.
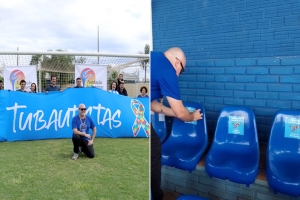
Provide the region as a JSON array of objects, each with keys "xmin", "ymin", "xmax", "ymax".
[
  {"xmin": 71, "ymin": 104, "xmax": 96, "ymax": 160},
  {"xmin": 150, "ymin": 47, "xmax": 203, "ymax": 200}
]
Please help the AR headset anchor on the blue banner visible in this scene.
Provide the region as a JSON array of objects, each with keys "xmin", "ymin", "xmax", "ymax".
[{"xmin": 0, "ymin": 88, "xmax": 150, "ymax": 142}]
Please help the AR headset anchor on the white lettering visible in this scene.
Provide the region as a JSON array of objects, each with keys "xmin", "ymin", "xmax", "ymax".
[
  {"xmin": 33, "ymin": 110, "xmax": 46, "ymax": 131},
  {"xmin": 101, "ymin": 108, "xmax": 112, "ymax": 129},
  {"xmin": 6, "ymin": 103, "xmax": 27, "ymax": 133},
  {"xmin": 58, "ymin": 110, "xmax": 67, "ymax": 128},
  {"xmin": 6, "ymin": 103, "xmax": 123, "ymax": 132},
  {"xmin": 93, "ymin": 104, "xmax": 107, "ymax": 125},
  {"xmin": 19, "ymin": 112, "xmax": 32, "ymax": 131},
  {"xmin": 112, "ymin": 110, "xmax": 121, "ymax": 128},
  {"xmin": 46, "ymin": 110, "xmax": 58, "ymax": 130}
]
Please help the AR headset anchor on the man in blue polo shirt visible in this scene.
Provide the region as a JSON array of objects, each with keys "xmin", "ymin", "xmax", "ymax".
[
  {"xmin": 45, "ymin": 75, "xmax": 62, "ymax": 93},
  {"xmin": 71, "ymin": 103, "xmax": 96, "ymax": 160},
  {"xmin": 151, "ymin": 47, "xmax": 203, "ymax": 200},
  {"xmin": 74, "ymin": 77, "xmax": 83, "ymax": 88}
]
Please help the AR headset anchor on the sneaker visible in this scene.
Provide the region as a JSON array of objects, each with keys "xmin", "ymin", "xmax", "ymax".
[{"xmin": 72, "ymin": 153, "xmax": 79, "ymax": 160}]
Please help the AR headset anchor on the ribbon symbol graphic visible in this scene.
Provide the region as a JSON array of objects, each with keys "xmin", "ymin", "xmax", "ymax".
[{"xmin": 131, "ymin": 99, "xmax": 150, "ymax": 137}]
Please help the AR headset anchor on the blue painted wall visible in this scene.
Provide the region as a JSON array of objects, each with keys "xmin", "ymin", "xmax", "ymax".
[{"xmin": 152, "ymin": 0, "xmax": 300, "ymax": 142}]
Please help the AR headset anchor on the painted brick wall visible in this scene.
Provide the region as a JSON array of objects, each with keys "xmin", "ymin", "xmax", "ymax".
[
  {"xmin": 152, "ymin": 0, "xmax": 300, "ymax": 142},
  {"xmin": 161, "ymin": 166, "xmax": 300, "ymax": 200},
  {"xmin": 152, "ymin": 0, "xmax": 300, "ymax": 59}
]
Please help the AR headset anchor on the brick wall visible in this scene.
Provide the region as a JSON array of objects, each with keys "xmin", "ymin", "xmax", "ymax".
[
  {"xmin": 180, "ymin": 57, "xmax": 300, "ymax": 142},
  {"xmin": 161, "ymin": 166, "xmax": 300, "ymax": 200},
  {"xmin": 152, "ymin": 0, "xmax": 300, "ymax": 143},
  {"xmin": 152, "ymin": 0, "xmax": 300, "ymax": 59}
]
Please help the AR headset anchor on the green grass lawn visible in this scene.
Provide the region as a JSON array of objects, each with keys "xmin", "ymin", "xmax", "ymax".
[{"xmin": 0, "ymin": 138, "xmax": 149, "ymax": 200}]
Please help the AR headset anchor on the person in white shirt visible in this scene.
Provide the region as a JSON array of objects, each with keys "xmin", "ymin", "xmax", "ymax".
[{"xmin": 109, "ymin": 81, "xmax": 119, "ymax": 94}]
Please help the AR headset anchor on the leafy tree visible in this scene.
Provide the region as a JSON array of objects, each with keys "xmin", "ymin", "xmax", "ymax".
[
  {"xmin": 107, "ymin": 70, "xmax": 118, "ymax": 90},
  {"xmin": 74, "ymin": 56, "xmax": 87, "ymax": 64},
  {"xmin": 0, "ymin": 76, "xmax": 3, "ymax": 89},
  {"xmin": 107, "ymin": 64, "xmax": 113, "ymax": 72},
  {"xmin": 30, "ymin": 49, "xmax": 76, "ymax": 90},
  {"xmin": 30, "ymin": 55, "xmax": 42, "ymax": 65}
]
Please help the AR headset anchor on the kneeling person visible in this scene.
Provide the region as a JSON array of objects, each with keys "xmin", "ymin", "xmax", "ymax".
[{"xmin": 72, "ymin": 103, "xmax": 96, "ymax": 160}]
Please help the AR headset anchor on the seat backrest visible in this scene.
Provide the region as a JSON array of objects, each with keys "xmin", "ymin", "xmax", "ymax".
[
  {"xmin": 214, "ymin": 106, "xmax": 258, "ymax": 149},
  {"xmin": 268, "ymin": 110, "xmax": 300, "ymax": 156},
  {"xmin": 151, "ymin": 111, "xmax": 168, "ymax": 143},
  {"xmin": 170, "ymin": 102, "xmax": 208, "ymax": 147}
]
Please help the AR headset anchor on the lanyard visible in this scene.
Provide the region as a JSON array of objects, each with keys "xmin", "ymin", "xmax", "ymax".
[{"xmin": 79, "ymin": 115, "xmax": 86, "ymax": 125}]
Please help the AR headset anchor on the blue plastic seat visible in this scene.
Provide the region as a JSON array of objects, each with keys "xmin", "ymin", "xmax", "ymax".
[
  {"xmin": 177, "ymin": 194, "xmax": 209, "ymax": 200},
  {"xmin": 266, "ymin": 110, "xmax": 300, "ymax": 197},
  {"xmin": 205, "ymin": 106, "xmax": 259, "ymax": 186},
  {"xmin": 151, "ymin": 111, "xmax": 168, "ymax": 143},
  {"xmin": 161, "ymin": 102, "xmax": 208, "ymax": 171}
]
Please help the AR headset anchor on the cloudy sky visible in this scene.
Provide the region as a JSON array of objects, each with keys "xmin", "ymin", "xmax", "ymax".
[{"xmin": 0, "ymin": 0, "xmax": 151, "ymax": 54}]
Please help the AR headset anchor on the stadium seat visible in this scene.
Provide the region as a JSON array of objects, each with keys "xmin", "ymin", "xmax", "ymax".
[
  {"xmin": 151, "ymin": 111, "xmax": 168, "ymax": 144},
  {"xmin": 205, "ymin": 106, "xmax": 259, "ymax": 186},
  {"xmin": 266, "ymin": 110, "xmax": 300, "ymax": 197},
  {"xmin": 161, "ymin": 102, "xmax": 208, "ymax": 171},
  {"xmin": 177, "ymin": 194, "xmax": 209, "ymax": 200}
]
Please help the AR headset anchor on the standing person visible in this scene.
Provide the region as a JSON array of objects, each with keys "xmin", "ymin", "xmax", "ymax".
[
  {"xmin": 45, "ymin": 75, "xmax": 62, "ymax": 93},
  {"xmin": 16, "ymin": 80, "xmax": 27, "ymax": 92},
  {"xmin": 74, "ymin": 77, "xmax": 83, "ymax": 88},
  {"xmin": 117, "ymin": 73, "xmax": 124, "ymax": 91},
  {"xmin": 30, "ymin": 83, "xmax": 37, "ymax": 93},
  {"xmin": 71, "ymin": 103, "xmax": 96, "ymax": 160},
  {"xmin": 150, "ymin": 47, "xmax": 203, "ymax": 200},
  {"xmin": 109, "ymin": 81, "xmax": 119, "ymax": 94},
  {"xmin": 137, "ymin": 86, "xmax": 149, "ymax": 98},
  {"xmin": 118, "ymin": 83, "xmax": 128, "ymax": 96},
  {"xmin": 0, "ymin": 80, "xmax": 3, "ymax": 90}
]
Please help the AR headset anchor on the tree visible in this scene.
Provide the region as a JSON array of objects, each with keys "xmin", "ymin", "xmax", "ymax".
[
  {"xmin": 74, "ymin": 56, "xmax": 87, "ymax": 64},
  {"xmin": 107, "ymin": 64, "xmax": 113, "ymax": 72},
  {"xmin": 30, "ymin": 55, "xmax": 42, "ymax": 65},
  {"xmin": 0, "ymin": 76, "xmax": 3, "ymax": 82},
  {"xmin": 139, "ymin": 44, "xmax": 150, "ymax": 83},
  {"xmin": 42, "ymin": 49, "xmax": 74, "ymax": 72},
  {"xmin": 29, "ymin": 49, "xmax": 76, "ymax": 90},
  {"xmin": 107, "ymin": 70, "xmax": 118, "ymax": 90}
]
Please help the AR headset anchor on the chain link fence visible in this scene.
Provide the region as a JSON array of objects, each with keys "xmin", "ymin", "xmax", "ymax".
[{"xmin": 0, "ymin": 51, "xmax": 150, "ymax": 97}]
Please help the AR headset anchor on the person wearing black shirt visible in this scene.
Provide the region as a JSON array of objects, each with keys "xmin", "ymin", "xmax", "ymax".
[
  {"xmin": 117, "ymin": 74, "xmax": 124, "ymax": 91},
  {"xmin": 118, "ymin": 83, "xmax": 128, "ymax": 96}
]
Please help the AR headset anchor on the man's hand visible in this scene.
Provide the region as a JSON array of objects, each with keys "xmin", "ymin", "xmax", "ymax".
[
  {"xmin": 85, "ymin": 134, "xmax": 91, "ymax": 139},
  {"xmin": 88, "ymin": 140, "xmax": 93, "ymax": 146},
  {"xmin": 150, "ymin": 100, "xmax": 162, "ymax": 113},
  {"xmin": 192, "ymin": 109, "xmax": 203, "ymax": 121}
]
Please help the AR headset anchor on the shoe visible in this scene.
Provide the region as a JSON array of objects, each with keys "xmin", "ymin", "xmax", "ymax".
[{"xmin": 72, "ymin": 153, "xmax": 79, "ymax": 160}]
